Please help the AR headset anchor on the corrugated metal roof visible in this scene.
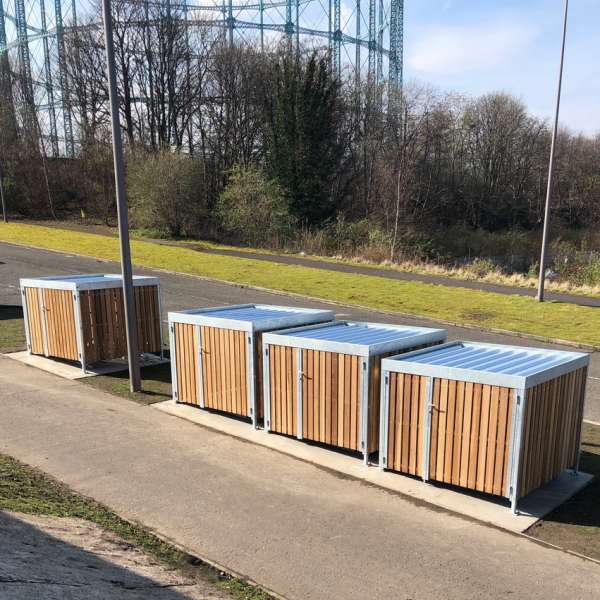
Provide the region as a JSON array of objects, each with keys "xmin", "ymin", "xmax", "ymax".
[
  {"xmin": 288, "ymin": 322, "xmax": 432, "ymax": 347},
  {"xmin": 396, "ymin": 342, "xmax": 584, "ymax": 378},
  {"xmin": 383, "ymin": 341, "xmax": 589, "ymax": 388},
  {"xmin": 29, "ymin": 274, "xmax": 149, "ymax": 284},
  {"xmin": 192, "ymin": 305, "xmax": 307, "ymax": 323}
]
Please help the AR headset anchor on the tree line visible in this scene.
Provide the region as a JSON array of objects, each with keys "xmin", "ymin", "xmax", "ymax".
[{"xmin": 1, "ymin": 0, "xmax": 599, "ymax": 269}]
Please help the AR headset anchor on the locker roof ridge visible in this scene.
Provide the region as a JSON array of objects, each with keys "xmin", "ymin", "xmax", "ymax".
[
  {"xmin": 168, "ymin": 303, "xmax": 334, "ymax": 333},
  {"xmin": 20, "ymin": 274, "xmax": 160, "ymax": 291},
  {"xmin": 381, "ymin": 341, "xmax": 590, "ymax": 389},
  {"xmin": 262, "ymin": 321, "xmax": 447, "ymax": 357}
]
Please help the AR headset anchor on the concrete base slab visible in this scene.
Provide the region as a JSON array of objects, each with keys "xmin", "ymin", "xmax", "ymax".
[
  {"xmin": 154, "ymin": 400, "xmax": 593, "ymax": 534},
  {"xmin": 4, "ymin": 351, "xmax": 169, "ymax": 380}
]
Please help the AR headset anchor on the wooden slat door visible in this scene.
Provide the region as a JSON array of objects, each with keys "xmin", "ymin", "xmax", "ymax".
[
  {"xmin": 43, "ymin": 288, "xmax": 79, "ymax": 361},
  {"xmin": 174, "ymin": 322, "xmax": 200, "ymax": 406},
  {"xmin": 200, "ymin": 326, "xmax": 249, "ymax": 417},
  {"xmin": 386, "ymin": 373, "xmax": 427, "ymax": 476},
  {"xmin": 302, "ymin": 350, "xmax": 362, "ymax": 452},
  {"xmin": 428, "ymin": 380, "xmax": 513, "ymax": 496},
  {"xmin": 386, "ymin": 375, "xmax": 514, "ymax": 497},
  {"xmin": 24, "ymin": 287, "xmax": 45, "ymax": 355},
  {"xmin": 268, "ymin": 344, "xmax": 298, "ymax": 436}
]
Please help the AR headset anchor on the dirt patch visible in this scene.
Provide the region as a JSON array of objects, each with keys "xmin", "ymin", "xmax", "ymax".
[
  {"xmin": 0, "ymin": 511, "xmax": 229, "ymax": 599},
  {"xmin": 527, "ymin": 423, "xmax": 600, "ymax": 561}
]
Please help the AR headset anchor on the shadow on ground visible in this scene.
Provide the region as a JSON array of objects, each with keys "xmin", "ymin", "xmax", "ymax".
[
  {"xmin": 528, "ymin": 424, "xmax": 600, "ymax": 561},
  {"xmin": 0, "ymin": 511, "xmax": 210, "ymax": 599},
  {"xmin": 0, "ymin": 305, "xmax": 23, "ymax": 321},
  {"xmin": 84, "ymin": 359, "xmax": 173, "ymax": 405}
]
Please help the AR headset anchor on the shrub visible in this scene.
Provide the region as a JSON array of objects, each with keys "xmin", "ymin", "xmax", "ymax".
[
  {"xmin": 217, "ymin": 165, "xmax": 296, "ymax": 246},
  {"xmin": 465, "ymin": 257, "xmax": 503, "ymax": 278},
  {"xmin": 127, "ymin": 150, "xmax": 207, "ymax": 238}
]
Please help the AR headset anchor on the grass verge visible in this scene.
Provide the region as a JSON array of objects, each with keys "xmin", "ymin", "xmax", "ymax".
[
  {"xmin": 0, "ymin": 452, "xmax": 273, "ymax": 600},
  {"xmin": 26, "ymin": 219, "xmax": 600, "ymax": 299},
  {"xmin": 84, "ymin": 361, "xmax": 173, "ymax": 405},
  {"xmin": 0, "ymin": 305, "xmax": 26, "ymax": 353},
  {"xmin": 528, "ymin": 423, "xmax": 600, "ymax": 561},
  {"xmin": 2, "ymin": 222, "xmax": 599, "ymax": 346}
]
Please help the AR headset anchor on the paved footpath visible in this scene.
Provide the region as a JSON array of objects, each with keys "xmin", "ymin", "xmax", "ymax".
[
  {"xmin": 1, "ymin": 357, "xmax": 600, "ymax": 600},
  {"xmin": 1, "ymin": 241, "xmax": 599, "ymax": 422}
]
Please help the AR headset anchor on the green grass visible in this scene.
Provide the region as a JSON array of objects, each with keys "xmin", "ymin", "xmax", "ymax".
[
  {"xmin": 528, "ymin": 423, "xmax": 600, "ymax": 561},
  {"xmin": 0, "ymin": 305, "xmax": 26, "ymax": 353},
  {"xmin": 1, "ymin": 222, "xmax": 600, "ymax": 346},
  {"xmin": 84, "ymin": 361, "xmax": 173, "ymax": 405},
  {"xmin": 0, "ymin": 452, "xmax": 273, "ymax": 600}
]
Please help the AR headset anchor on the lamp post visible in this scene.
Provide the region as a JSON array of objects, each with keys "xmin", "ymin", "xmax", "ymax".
[
  {"xmin": 537, "ymin": 0, "xmax": 569, "ymax": 302},
  {"xmin": 0, "ymin": 162, "xmax": 7, "ymax": 223},
  {"xmin": 101, "ymin": 0, "xmax": 141, "ymax": 391}
]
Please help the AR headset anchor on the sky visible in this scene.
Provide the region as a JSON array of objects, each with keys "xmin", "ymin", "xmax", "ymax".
[{"xmin": 404, "ymin": 0, "xmax": 599, "ymax": 135}]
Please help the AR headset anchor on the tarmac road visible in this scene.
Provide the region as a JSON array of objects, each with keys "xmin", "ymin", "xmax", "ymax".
[
  {"xmin": 1, "ymin": 240, "xmax": 598, "ymax": 422},
  {"xmin": 2, "ymin": 356, "xmax": 600, "ymax": 600}
]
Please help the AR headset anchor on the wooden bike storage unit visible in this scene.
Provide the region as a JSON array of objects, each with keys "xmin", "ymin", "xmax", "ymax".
[
  {"xmin": 380, "ymin": 341, "xmax": 590, "ymax": 513},
  {"xmin": 262, "ymin": 321, "xmax": 447, "ymax": 462},
  {"xmin": 168, "ymin": 304, "xmax": 333, "ymax": 427},
  {"xmin": 21, "ymin": 274, "xmax": 163, "ymax": 372}
]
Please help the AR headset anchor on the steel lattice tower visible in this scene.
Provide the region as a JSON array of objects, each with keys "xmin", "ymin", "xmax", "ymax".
[{"xmin": 0, "ymin": 0, "xmax": 404, "ymax": 156}]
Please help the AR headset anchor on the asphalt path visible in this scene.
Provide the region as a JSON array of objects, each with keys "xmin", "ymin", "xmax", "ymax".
[
  {"xmin": 2, "ymin": 357, "xmax": 600, "ymax": 600},
  {"xmin": 1, "ymin": 241, "xmax": 598, "ymax": 422}
]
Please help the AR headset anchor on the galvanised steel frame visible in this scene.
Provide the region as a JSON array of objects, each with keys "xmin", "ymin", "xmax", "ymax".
[
  {"xmin": 168, "ymin": 303, "xmax": 334, "ymax": 428},
  {"xmin": 378, "ymin": 341, "xmax": 590, "ymax": 514},
  {"xmin": 262, "ymin": 320, "xmax": 446, "ymax": 463},
  {"xmin": 0, "ymin": 0, "xmax": 403, "ymax": 157}
]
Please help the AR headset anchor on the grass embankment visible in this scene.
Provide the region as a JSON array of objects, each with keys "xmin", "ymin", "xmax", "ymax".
[
  {"xmin": 28, "ymin": 219, "xmax": 600, "ymax": 298},
  {"xmin": 2, "ymin": 222, "xmax": 599, "ymax": 346},
  {"xmin": 0, "ymin": 453, "xmax": 272, "ymax": 600},
  {"xmin": 528, "ymin": 423, "xmax": 600, "ymax": 562},
  {"xmin": 0, "ymin": 305, "xmax": 26, "ymax": 353}
]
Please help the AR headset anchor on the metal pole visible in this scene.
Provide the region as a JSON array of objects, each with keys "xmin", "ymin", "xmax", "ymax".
[
  {"xmin": 101, "ymin": 0, "xmax": 141, "ymax": 391},
  {"xmin": 0, "ymin": 163, "xmax": 7, "ymax": 223},
  {"xmin": 537, "ymin": 0, "xmax": 569, "ymax": 302}
]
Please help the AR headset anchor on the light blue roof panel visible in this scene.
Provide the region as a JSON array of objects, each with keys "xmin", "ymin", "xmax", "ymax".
[
  {"xmin": 289, "ymin": 322, "xmax": 426, "ymax": 345},
  {"xmin": 20, "ymin": 273, "xmax": 159, "ymax": 290},
  {"xmin": 196, "ymin": 306, "xmax": 301, "ymax": 322},
  {"xmin": 168, "ymin": 304, "xmax": 334, "ymax": 332},
  {"xmin": 383, "ymin": 341, "xmax": 589, "ymax": 388},
  {"xmin": 262, "ymin": 321, "xmax": 447, "ymax": 356}
]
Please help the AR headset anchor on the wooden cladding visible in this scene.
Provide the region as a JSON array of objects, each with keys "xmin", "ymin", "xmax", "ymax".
[
  {"xmin": 302, "ymin": 350, "xmax": 364, "ymax": 450},
  {"xmin": 174, "ymin": 323, "xmax": 199, "ymax": 405},
  {"xmin": 386, "ymin": 374, "xmax": 428, "ymax": 477},
  {"xmin": 43, "ymin": 289, "xmax": 79, "ymax": 361},
  {"xmin": 429, "ymin": 380, "xmax": 513, "ymax": 496},
  {"xmin": 25, "ymin": 284, "xmax": 161, "ymax": 366},
  {"xmin": 267, "ymin": 347, "xmax": 426, "ymax": 454},
  {"xmin": 268, "ymin": 345, "xmax": 298, "ymax": 436},
  {"xmin": 24, "ymin": 287, "xmax": 46, "ymax": 355},
  {"xmin": 200, "ymin": 326, "xmax": 249, "ymax": 417},
  {"xmin": 518, "ymin": 367, "xmax": 587, "ymax": 498},
  {"xmin": 386, "ymin": 375, "xmax": 514, "ymax": 496},
  {"xmin": 267, "ymin": 348, "xmax": 363, "ymax": 451},
  {"xmin": 80, "ymin": 285, "xmax": 161, "ymax": 364}
]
